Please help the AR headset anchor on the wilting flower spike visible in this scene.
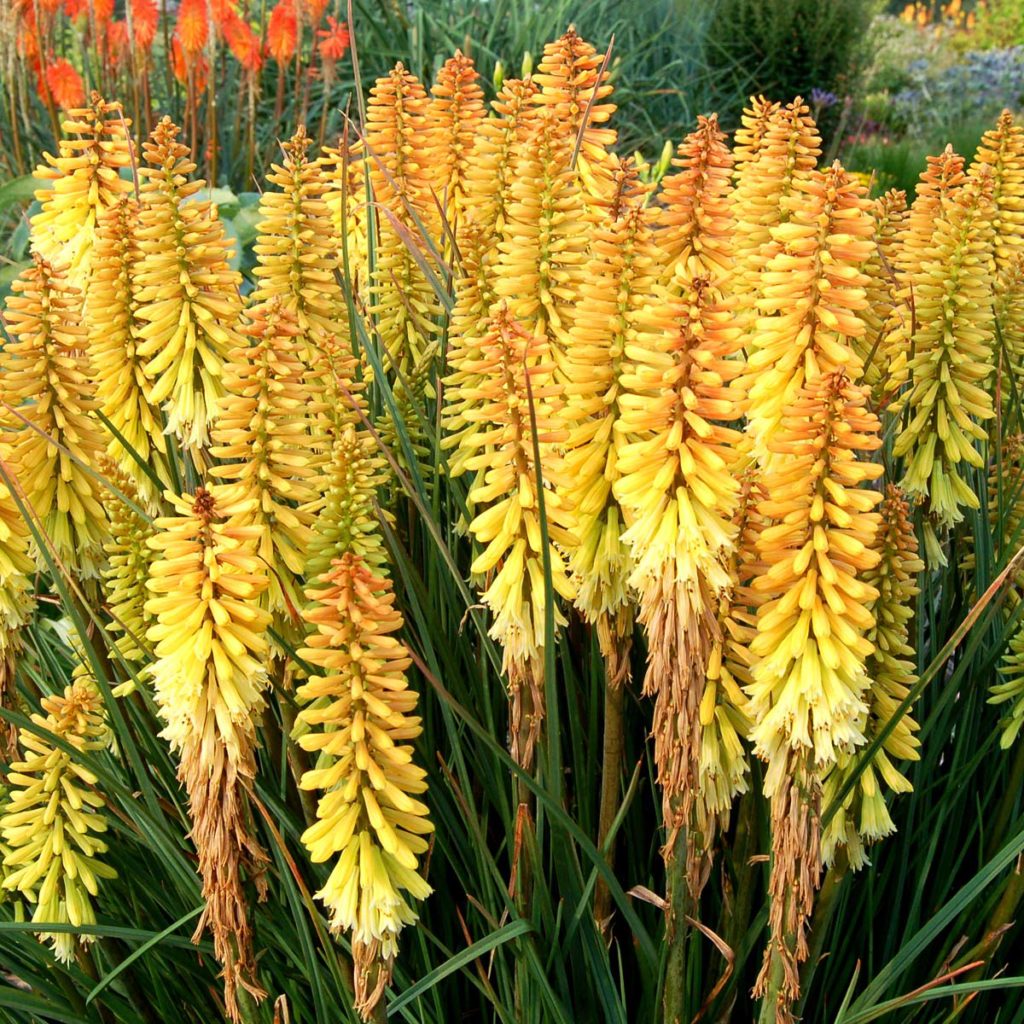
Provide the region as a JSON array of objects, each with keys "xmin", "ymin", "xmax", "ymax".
[{"xmin": 145, "ymin": 487, "xmax": 272, "ymax": 1018}]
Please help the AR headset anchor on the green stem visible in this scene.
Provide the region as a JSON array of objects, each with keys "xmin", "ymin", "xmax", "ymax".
[
  {"xmin": 797, "ymin": 853, "xmax": 848, "ymax": 1015},
  {"xmin": 987, "ymin": 738, "xmax": 1024, "ymax": 861},
  {"xmin": 594, "ymin": 653, "xmax": 626, "ymax": 929},
  {"xmin": 664, "ymin": 825, "xmax": 691, "ymax": 1024}
]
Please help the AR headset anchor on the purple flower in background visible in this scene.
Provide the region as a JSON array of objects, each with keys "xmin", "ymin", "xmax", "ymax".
[{"xmin": 811, "ymin": 88, "xmax": 839, "ymax": 109}]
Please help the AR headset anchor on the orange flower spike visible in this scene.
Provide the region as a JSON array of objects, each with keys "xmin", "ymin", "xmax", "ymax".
[
  {"xmin": 364, "ymin": 64, "xmax": 439, "ymax": 373},
  {"xmin": 897, "ymin": 145, "xmax": 966, "ymax": 278},
  {"xmin": 129, "ymin": 0, "xmax": 159, "ymax": 49},
  {"xmin": 426, "ymin": 51, "xmax": 486, "ymax": 233},
  {"xmin": 0, "ymin": 256, "xmax": 109, "ymax": 576},
  {"xmin": 461, "ymin": 75, "xmax": 539, "ymax": 238},
  {"xmin": 745, "ymin": 163, "xmax": 876, "ymax": 462},
  {"xmin": 296, "ymin": 553, "xmax": 432, "ymax": 1023},
  {"xmin": 532, "ymin": 25, "xmax": 617, "ymax": 204},
  {"xmin": 267, "ymin": 0, "xmax": 297, "ymax": 63},
  {"xmin": 656, "ymin": 113, "xmax": 735, "ymax": 291},
  {"xmin": 317, "ymin": 16, "xmax": 350, "ymax": 62},
  {"xmin": 175, "ymin": 0, "xmax": 208, "ymax": 53},
  {"xmin": 133, "ymin": 117, "xmax": 243, "ymax": 451},
  {"xmin": 42, "ymin": 58, "xmax": 85, "ymax": 109},
  {"xmin": 732, "ymin": 96, "xmax": 782, "ymax": 173}
]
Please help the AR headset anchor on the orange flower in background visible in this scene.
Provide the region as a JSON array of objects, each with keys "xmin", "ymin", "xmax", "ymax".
[
  {"xmin": 130, "ymin": 0, "xmax": 160, "ymax": 49},
  {"xmin": 171, "ymin": 38, "xmax": 209, "ymax": 88},
  {"xmin": 42, "ymin": 59, "xmax": 85, "ymax": 110},
  {"xmin": 64, "ymin": 0, "xmax": 114, "ymax": 17},
  {"xmin": 302, "ymin": 0, "xmax": 330, "ymax": 20},
  {"xmin": 318, "ymin": 16, "xmax": 350, "ymax": 62},
  {"xmin": 175, "ymin": 0, "xmax": 208, "ymax": 54},
  {"xmin": 267, "ymin": 0, "xmax": 298, "ymax": 63},
  {"xmin": 107, "ymin": 20, "xmax": 130, "ymax": 63},
  {"xmin": 224, "ymin": 15, "xmax": 262, "ymax": 71}
]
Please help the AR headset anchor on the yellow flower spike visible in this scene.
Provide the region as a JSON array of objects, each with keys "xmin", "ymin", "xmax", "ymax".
[
  {"xmin": 144, "ymin": 486, "xmax": 272, "ymax": 1019},
  {"xmin": 614, "ymin": 269, "xmax": 745, "ymax": 839},
  {"xmin": 30, "ymin": 92, "xmax": 134, "ymax": 290},
  {"xmin": 995, "ymin": 621, "xmax": 1024, "ymax": 748},
  {"xmin": 561, "ymin": 159, "xmax": 654, "ymax": 679},
  {"xmin": 745, "ymin": 162, "xmax": 876, "ymax": 463},
  {"xmin": 857, "ymin": 189, "xmax": 911, "ymax": 404},
  {"xmin": 969, "ymin": 109, "xmax": 1024, "ymax": 277},
  {"xmin": 0, "ymin": 467, "xmax": 34, "ymax": 759},
  {"xmin": 297, "ymin": 552, "xmax": 432, "ymax": 1023},
  {"xmin": 208, "ymin": 298, "xmax": 322, "ymax": 628},
  {"xmin": 253, "ymin": 127, "xmax": 357, "ymax": 382},
  {"xmin": 1, "ymin": 255, "xmax": 109, "ymax": 576},
  {"xmin": 694, "ymin": 467, "xmax": 766, "ymax": 859},
  {"xmin": 732, "ymin": 96, "xmax": 782, "ymax": 173},
  {"xmin": 133, "ymin": 117, "xmax": 243, "ymax": 453},
  {"xmin": 365, "ymin": 63, "xmax": 440, "ymax": 374},
  {"xmin": 893, "ymin": 168, "xmax": 997, "ymax": 536},
  {"xmin": 656, "ymin": 113, "xmax": 735, "ymax": 290},
  {"xmin": 320, "ymin": 135, "xmax": 370, "ymax": 296},
  {"xmin": 531, "ymin": 25, "xmax": 617, "ymax": 206},
  {"xmin": 445, "ymin": 306, "xmax": 575, "ymax": 769},
  {"xmin": 90, "ymin": 195, "xmax": 171, "ymax": 502},
  {"xmin": 444, "ymin": 77, "xmax": 540, "ymax": 486},
  {"xmin": 995, "ymin": 254, "xmax": 1024, "ymax": 402},
  {"xmin": 461, "ymin": 76, "xmax": 539, "ymax": 238},
  {"xmin": 822, "ymin": 485, "xmax": 923, "ymax": 870},
  {"xmin": 493, "ymin": 102, "xmax": 590, "ymax": 384},
  {"xmin": 0, "ymin": 680, "xmax": 116, "ymax": 965},
  {"xmin": 730, "ymin": 97, "xmax": 822, "ymax": 333},
  {"xmin": 748, "ymin": 372, "xmax": 883, "ymax": 784},
  {"xmin": 306, "ymin": 424, "xmax": 390, "ymax": 588},
  {"xmin": 99, "ymin": 458, "xmax": 155, "ymax": 676},
  {"xmin": 748, "ymin": 372, "xmax": 882, "ymax": 1014},
  {"xmin": 425, "ymin": 51, "xmax": 485, "ymax": 237}
]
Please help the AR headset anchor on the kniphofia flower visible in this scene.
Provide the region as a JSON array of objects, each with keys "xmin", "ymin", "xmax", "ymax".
[
  {"xmin": 614, "ymin": 270, "xmax": 744, "ymax": 840},
  {"xmin": 893, "ymin": 168, "xmax": 997, "ymax": 544},
  {"xmin": 0, "ymin": 256, "xmax": 108, "ymax": 576},
  {"xmin": 145, "ymin": 487, "xmax": 272, "ymax": 1018},
  {"xmin": 444, "ymin": 306, "xmax": 575, "ymax": 769},
  {"xmin": 209, "ymin": 298, "xmax": 321, "ymax": 625},
  {"xmin": 365, "ymin": 64, "xmax": 440, "ymax": 373},
  {"xmin": 31, "ymin": 94, "xmax": 134, "ymax": 289},
  {"xmin": 297, "ymin": 553, "xmax": 432, "ymax": 1021},
  {"xmin": 822, "ymin": 485, "xmax": 923, "ymax": 869},
  {"xmin": 133, "ymin": 117, "xmax": 242, "ymax": 450},
  {"xmin": 0, "ymin": 681, "xmax": 116, "ymax": 964},
  {"xmin": 89, "ymin": 195, "xmax": 170, "ymax": 499}
]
